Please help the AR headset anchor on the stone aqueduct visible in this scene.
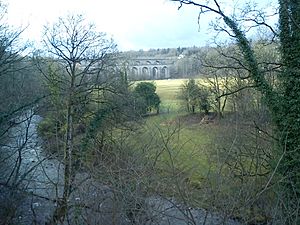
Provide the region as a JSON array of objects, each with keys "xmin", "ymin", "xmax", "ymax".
[{"xmin": 128, "ymin": 58, "xmax": 174, "ymax": 80}]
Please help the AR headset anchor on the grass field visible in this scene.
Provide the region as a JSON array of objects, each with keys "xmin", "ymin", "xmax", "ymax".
[
  {"xmin": 128, "ymin": 79, "xmax": 273, "ymax": 220},
  {"xmin": 130, "ymin": 78, "xmax": 274, "ymax": 222},
  {"xmin": 134, "ymin": 78, "xmax": 188, "ymax": 112},
  {"xmin": 152, "ymin": 78, "xmax": 231, "ymax": 114},
  {"xmin": 155, "ymin": 79, "xmax": 185, "ymax": 112},
  {"xmin": 144, "ymin": 112, "xmax": 215, "ymax": 179},
  {"xmin": 134, "ymin": 77, "xmax": 213, "ymax": 98},
  {"xmin": 154, "ymin": 79, "xmax": 186, "ymax": 101},
  {"xmin": 134, "ymin": 78, "xmax": 218, "ymax": 182}
]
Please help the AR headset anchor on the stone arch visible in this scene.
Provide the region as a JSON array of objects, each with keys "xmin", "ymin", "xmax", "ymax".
[
  {"xmin": 142, "ymin": 67, "xmax": 149, "ymax": 76},
  {"xmin": 146, "ymin": 60, "xmax": 151, "ymax": 65},
  {"xmin": 161, "ymin": 66, "xmax": 168, "ymax": 79},
  {"xmin": 152, "ymin": 67, "xmax": 158, "ymax": 79},
  {"xmin": 132, "ymin": 67, "xmax": 138, "ymax": 76}
]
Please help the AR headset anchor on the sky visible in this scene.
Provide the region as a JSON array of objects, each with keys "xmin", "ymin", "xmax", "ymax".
[{"xmin": 5, "ymin": 0, "xmax": 276, "ymax": 51}]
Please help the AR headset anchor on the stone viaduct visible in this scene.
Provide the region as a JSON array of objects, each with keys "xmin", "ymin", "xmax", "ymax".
[{"xmin": 128, "ymin": 58, "xmax": 174, "ymax": 80}]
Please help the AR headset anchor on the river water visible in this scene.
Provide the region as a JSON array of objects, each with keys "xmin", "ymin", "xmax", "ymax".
[
  {"xmin": 0, "ymin": 110, "xmax": 241, "ymax": 225},
  {"xmin": 0, "ymin": 111, "xmax": 65, "ymax": 224}
]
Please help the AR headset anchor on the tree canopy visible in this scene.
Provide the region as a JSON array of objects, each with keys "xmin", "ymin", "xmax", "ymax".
[{"xmin": 133, "ymin": 82, "xmax": 161, "ymax": 115}]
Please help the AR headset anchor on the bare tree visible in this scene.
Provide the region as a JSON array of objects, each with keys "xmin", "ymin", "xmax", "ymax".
[
  {"xmin": 171, "ymin": 0, "xmax": 300, "ymax": 223},
  {"xmin": 40, "ymin": 14, "xmax": 117, "ymax": 224},
  {"xmin": 0, "ymin": 1, "xmax": 36, "ymax": 136}
]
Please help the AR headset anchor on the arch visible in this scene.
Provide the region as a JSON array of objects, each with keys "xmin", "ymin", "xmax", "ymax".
[
  {"xmin": 155, "ymin": 60, "xmax": 160, "ymax": 65},
  {"xmin": 146, "ymin": 60, "xmax": 151, "ymax": 65},
  {"xmin": 152, "ymin": 67, "xmax": 158, "ymax": 79},
  {"xmin": 132, "ymin": 67, "xmax": 138, "ymax": 76},
  {"xmin": 142, "ymin": 67, "xmax": 149, "ymax": 75},
  {"xmin": 135, "ymin": 61, "xmax": 140, "ymax": 65},
  {"xmin": 161, "ymin": 66, "xmax": 168, "ymax": 79}
]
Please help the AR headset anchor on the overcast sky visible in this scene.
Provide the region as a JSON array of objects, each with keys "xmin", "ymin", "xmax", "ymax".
[{"xmin": 6, "ymin": 0, "xmax": 276, "ymax": 51}]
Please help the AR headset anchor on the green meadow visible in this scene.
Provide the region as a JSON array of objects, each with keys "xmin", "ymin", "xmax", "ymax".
[
  {"xmin": 131, "ymin": 78, "xmax": 264, "ymax": 187},
  {"xmin": 137, "ymin": 78, "xmax": 219, "ymax": 110},
  {"xmin": 132, "ymin": 78, "xmax": 218, "ymax": 183},
  {"xmin": 133, "ymin": 78, "xmax": 186, "ymax": 112},
  {"xmin": 133, "ymin": 79, "xmax": 272, "ymax": 219}
]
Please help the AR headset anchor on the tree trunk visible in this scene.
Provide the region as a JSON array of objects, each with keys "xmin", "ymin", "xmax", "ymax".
[
  {"xmin": 276, "ymin": 0, "xmax": 300, "ymax": 203},
  {"xmin": 49, "ymin": 68, "xmax": 76, "ymax": 224}
]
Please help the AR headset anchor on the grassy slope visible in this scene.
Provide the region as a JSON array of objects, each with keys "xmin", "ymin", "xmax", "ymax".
[
  {"xmin": 129, "ymin": 79, "xmax": 273, "ymax": 221},
  {"xmin": 132, "ymin": 79, "xmax": 237, "ymax": 181},
  {"xmin": 141, "ymin": 79, "xmax": 217, "ymax": 181}
]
